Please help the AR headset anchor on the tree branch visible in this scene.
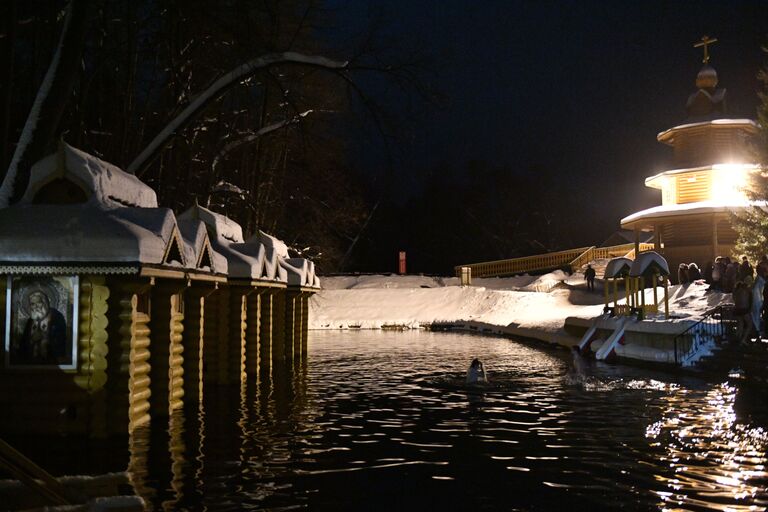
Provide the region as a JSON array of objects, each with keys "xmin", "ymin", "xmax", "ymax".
[
  {"xmin": 0, "ymin": 0, "xmax": 90, "ymax": 207},
  {"xmin": 127, "ymin": 52, "xmax": 348, "ymax": 175}
]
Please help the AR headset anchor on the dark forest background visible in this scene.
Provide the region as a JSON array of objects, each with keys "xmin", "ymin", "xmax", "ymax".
[{"xmin": 2, "ymin": 1, "xmax": 765, "ymax": 276}]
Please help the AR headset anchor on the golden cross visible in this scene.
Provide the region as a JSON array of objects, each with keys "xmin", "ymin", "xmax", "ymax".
[{"xmin": 693, "ymin": 35, "xmax": 718, "ymax": 64}]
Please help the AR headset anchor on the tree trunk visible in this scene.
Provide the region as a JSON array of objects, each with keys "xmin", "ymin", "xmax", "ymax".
[{"xmin": 0, "ymin": 0, "xmax": 90, "ymax": 207}]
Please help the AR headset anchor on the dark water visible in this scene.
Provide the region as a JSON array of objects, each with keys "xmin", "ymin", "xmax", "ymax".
[{"xmin": 11, "ymin": 330, "xmax": 768, "ymax": 511}]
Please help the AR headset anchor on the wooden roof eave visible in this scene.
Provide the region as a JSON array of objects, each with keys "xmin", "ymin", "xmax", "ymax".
[
  {"xmin": 657, "ymin": 119, "xmax": 759, "ymax": 146},
  {"xmin": 287, "ymin": 285, "xmax": 321, "ymax": 294},
  {"xmin": 621, "ymin": 209, "xmax": 732, "ymax": 230},
  {"xmin": 227, "ymin": 278, "xmax": 288, "ymax": 289},
  {"xmin": 139, "ymin": 265, "xmax": 225, "ymax": 283}
]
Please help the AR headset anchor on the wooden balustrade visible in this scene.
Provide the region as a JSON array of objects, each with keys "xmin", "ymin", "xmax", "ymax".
[{"xmin": 455, "ymin": 243, "xmax": 658, "ymax": 278}]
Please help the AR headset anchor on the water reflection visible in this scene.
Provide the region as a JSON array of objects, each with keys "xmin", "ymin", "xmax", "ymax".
[
  {"xmin": 647, "ymin": 382, "xmax": 768, "ymax": 511},
  {"xmin": 25, "ymin": 329, "xmax": 768, "ymax": 510}
]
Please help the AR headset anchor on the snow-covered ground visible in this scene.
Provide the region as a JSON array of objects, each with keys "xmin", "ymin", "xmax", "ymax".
[{"xmin": 309, "ymin": 271, "xmax": 730, "ymax": 345}]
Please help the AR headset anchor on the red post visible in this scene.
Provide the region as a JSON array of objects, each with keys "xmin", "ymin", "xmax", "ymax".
[{"xmin": 398, "ymin": 251, "xmax": 406, "ymax": 275}]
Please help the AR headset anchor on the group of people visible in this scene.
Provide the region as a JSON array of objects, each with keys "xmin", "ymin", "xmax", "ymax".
[
  {"xmin": 677, "ymin": 255, "xmax": 768, "ymax": 343},
  {"xmin": 725, "ymin": 256, "xmax": 768, "ymax": 343},
  {"xmin": 693, "ymin": 255, "xmax": 768, "ymax": 343},
  {"xmin": 704, "ymin": 255, "xmax": 760, "ymax": 293},
  {"xmin": 676, "ymin": 262, "xmax": 702, "ymax": 284}
]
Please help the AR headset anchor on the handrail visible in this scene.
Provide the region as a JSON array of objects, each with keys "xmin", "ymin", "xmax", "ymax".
[
  {"xmin": 0, "ymin": 437, "xmax": 76, "ymax": 506},
  {"xmin": 568, "ymin": 246, "xmax": 596, "ymax": 272},
  {"xmin": 454, "ymin": 246, "xmax": 593, "ymax": 278},
  {"xmin": 673, "ymin": 305, "xmax": 735, "ymax": 366},
  {"xmin": 454, "ymin": 242, "xmax": 657, "ymax": 279}
]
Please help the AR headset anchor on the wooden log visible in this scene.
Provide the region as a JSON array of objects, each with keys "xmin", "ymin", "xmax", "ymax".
[
  {"xmin": 216, "ymin": 288, "xmax": 230, "ymax": 385},
  {"xmin": 182, "ymin": 290, "xmax": 204, "ymax": 403},
  {"xmin": 259, "ymin": 290, "xmax": 273, "ymax": 386},
  {"xmin": 245, "ymin": 291, "xmax": 261, "ymax": 378},
  {"xmin": 228, "ymin": 289, "xmax": 247, "ymax": 384},
  {"xmin": 301, "ymin": 293, "xmax": 310, "ymax": 359}
]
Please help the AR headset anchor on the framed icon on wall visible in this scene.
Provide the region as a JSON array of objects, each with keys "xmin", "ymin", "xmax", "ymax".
[{"xmin": 4, "ymin": 276, "xmax": 79, "ymax": 370}]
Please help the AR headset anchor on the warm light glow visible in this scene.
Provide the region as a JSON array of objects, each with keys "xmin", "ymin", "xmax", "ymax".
[
  {"xmin": 710, "ymin": 163, "xmax": 756, "ymax": 203},
  {"xmin": 648, "ymin": 383, "xmax": 768, "ymax": 510}
]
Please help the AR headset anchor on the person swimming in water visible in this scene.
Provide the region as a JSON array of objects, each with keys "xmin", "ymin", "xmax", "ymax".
[{"xmin": 466, "ymin": 358, "xmax": 488, "ymax": 385}]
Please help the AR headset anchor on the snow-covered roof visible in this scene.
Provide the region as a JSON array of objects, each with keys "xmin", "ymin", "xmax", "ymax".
[
  {"xmin": 178, "ymin": 217, "xmax": 226, "ymax": 273},
  {"xmin": 180, "ymin": 204, "xmax": 292, "ymax": 283},
  {"xmin": 257, "ymin": 230, "xmax": 289, "ymax": 259},
  {"xmin": 620, "ymin": 200, "xmax": 766, "ymax": 228},
  {"xmin": 178, "ymin": 203, "xmax": 244, "ymax": 243},
  {"xmin": 604, "ymin": 257, "xmax": 633, "ymax": 279},
  {"xmin": 0, "ymin": 147, "xmax": 319, "ymax": 288},
  {"xmin": 20, "ymin": 143, "xmax": 157, "ymax": 208},
  {"xmin": 629, "ymin": 251, "xmax": 670, "ymax": 277},
  {"xmin": 280, "ymin": 258, "xmax": 320, "ymax": 288},
  {"xmin": 0, "ymin": 204, "xmax": 178, "ymax": 265},
  {"xmin": 657, "ymin": 119, "xmax": 758, "ymax": 145}
]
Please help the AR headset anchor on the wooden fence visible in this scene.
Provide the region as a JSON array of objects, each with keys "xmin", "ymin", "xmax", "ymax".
[{"xmin": 454, "ymin": 243, "xmax": 656, "ymax": 278}]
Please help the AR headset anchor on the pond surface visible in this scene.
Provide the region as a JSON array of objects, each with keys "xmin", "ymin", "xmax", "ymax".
[{"xmin": 13, "ymin": 330, "xmax": 768, "ymax": 510}]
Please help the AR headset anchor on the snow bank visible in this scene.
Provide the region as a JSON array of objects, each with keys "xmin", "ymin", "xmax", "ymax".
[{"xmin": 310, "ymin": 273, "xmax": 729, "ymax": 345}]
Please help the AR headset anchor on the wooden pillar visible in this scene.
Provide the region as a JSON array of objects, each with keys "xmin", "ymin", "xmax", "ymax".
[
  {"xmin": 75, "ymin": 276, "xmax": 110, "ymax": 437},
  {"xmin": 634, "ymin": 226, "xmax": 640, "ymax": 257},
  {"xmin": 128, "ymin": 293, "xmax": 151, "ymax": 432},
  {"xmin": 106, "ymin": 283, "xmax": 151, "ymax": 435},
  {"xmin": 259, "ymin": 289, "xmax": 273, "ymax": 386},
  {"xmin": 149, "ymin": 284, "xmax": 185, "ymax": 417},
  {"xmin": 169, "ymin": 293, "xmax": 184, "ymax": 412},
  {"xmin": 245, "ymin": 290, "xmax": 261, "ymax": 379},
  {"xmin": 284, "ymin": 291, "xmax": 299, "ymax": 364},
  {"xmin": 301, "ymin": 293, "xmax": 310, "ymax": 359},
  {"xmin": 182, "ymin": 288, "xmax": 206, "ymax": 403},
  {"xmin": 292, "ymin": 292, "xmax": 302, "ymax": 362},
  {"xmin": 228, "ymin": 287, "xmax": 247, "ymax": 384},
  {"xmin": 215, "ymin": 287, "xmax": 230, "ymax": 385},
  {"xmin": 272, "ymin": 290, "xmax": 287, "ymax": 367},
  {"xmin": 201, "ymin": 290, "xmax": 221, "ymax": 386}
]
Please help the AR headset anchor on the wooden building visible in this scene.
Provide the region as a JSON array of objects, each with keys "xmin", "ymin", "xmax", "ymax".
[
  {"xmin": 620, "ymin": 39, "xmax": 761, "ymax": 280},
  {"xmin": 0, "ymin": 143, "xmax": 319, "ymax": 438}
]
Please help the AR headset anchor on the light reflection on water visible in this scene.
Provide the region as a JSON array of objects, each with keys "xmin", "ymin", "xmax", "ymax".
[{"xmin": 12, "ymin": 329, "xmax": 768, "ymax": 511}]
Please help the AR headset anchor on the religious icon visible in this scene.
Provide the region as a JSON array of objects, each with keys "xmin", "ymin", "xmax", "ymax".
[{"xmin": 4, "ymin": 276, "xmax": 79, "ymax": 369}]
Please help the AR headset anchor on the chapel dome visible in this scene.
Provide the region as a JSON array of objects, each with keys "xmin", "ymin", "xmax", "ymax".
[{"xmin": 696, "ymin": 64, "xmax": 718, "ymax": 89}]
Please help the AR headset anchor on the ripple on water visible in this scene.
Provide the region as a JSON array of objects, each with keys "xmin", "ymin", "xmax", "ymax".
[{"xmin": 23, "ymin": 329, "xmax": 766, "ymax": 511}]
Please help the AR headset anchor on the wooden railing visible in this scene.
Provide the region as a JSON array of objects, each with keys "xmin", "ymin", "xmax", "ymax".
[
  {"xmin": 0, "ymin": 437, "xmax": 76, "ymax": 505},
  {"xmin": 673, "ymin": 305, "xmax": 735, "ymax": 367},
  {"xmin": 455, "ymin": 243, "xmax": 657, "ymax": 278}
]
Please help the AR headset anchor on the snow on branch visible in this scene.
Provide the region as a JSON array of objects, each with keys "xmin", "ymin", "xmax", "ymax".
[
  {"xmin": 128, "ymin": 52, "xmax": 348, "ymax": 176},
  {"xmin": 211, "ymin": 110, "xmax": 314, "ymax": 174},
  {"xmin": 0, "ymin": 1, "xmax": 77, "ymax": 207}
]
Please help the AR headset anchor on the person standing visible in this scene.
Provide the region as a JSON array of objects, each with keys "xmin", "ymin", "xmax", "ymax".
[
  {"xmin": 585, "ymin": 265, "xmax": 596, "ymax": 292},
  {"xmin": 751, "ymin": 265, "xmax": 766, "ymax": 340},
  {"xmin": 733, "ymin": 281, "xmax": 752, "ymax": 344},
  {"xmin": 711, "ymin": 257, "xmax": 724, "ymax": 291},
  {"xmin": 688, "ymin": 263, "xmax": 702, "ymax": 281},
  {"xmin": 739, "ymin": 256, "xmax": 754, "ymax": 282}
]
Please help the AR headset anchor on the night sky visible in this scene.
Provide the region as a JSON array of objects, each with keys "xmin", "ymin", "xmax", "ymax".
[{"xmin": 340, "ymin": 0, "xmax": 768, "ymax": 251}]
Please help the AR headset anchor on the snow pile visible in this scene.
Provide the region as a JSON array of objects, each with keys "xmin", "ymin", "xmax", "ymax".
[
  {"xmin": 310, "ymin": 273, "xmax": 729, "ymax": 344},
  {"xmin": 21, "ymin": 143, "xmax": 158, "ymax": 208},
  {"xmin": 280, "ymin": 258, "xmax": 320, "ymax": 287}
]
